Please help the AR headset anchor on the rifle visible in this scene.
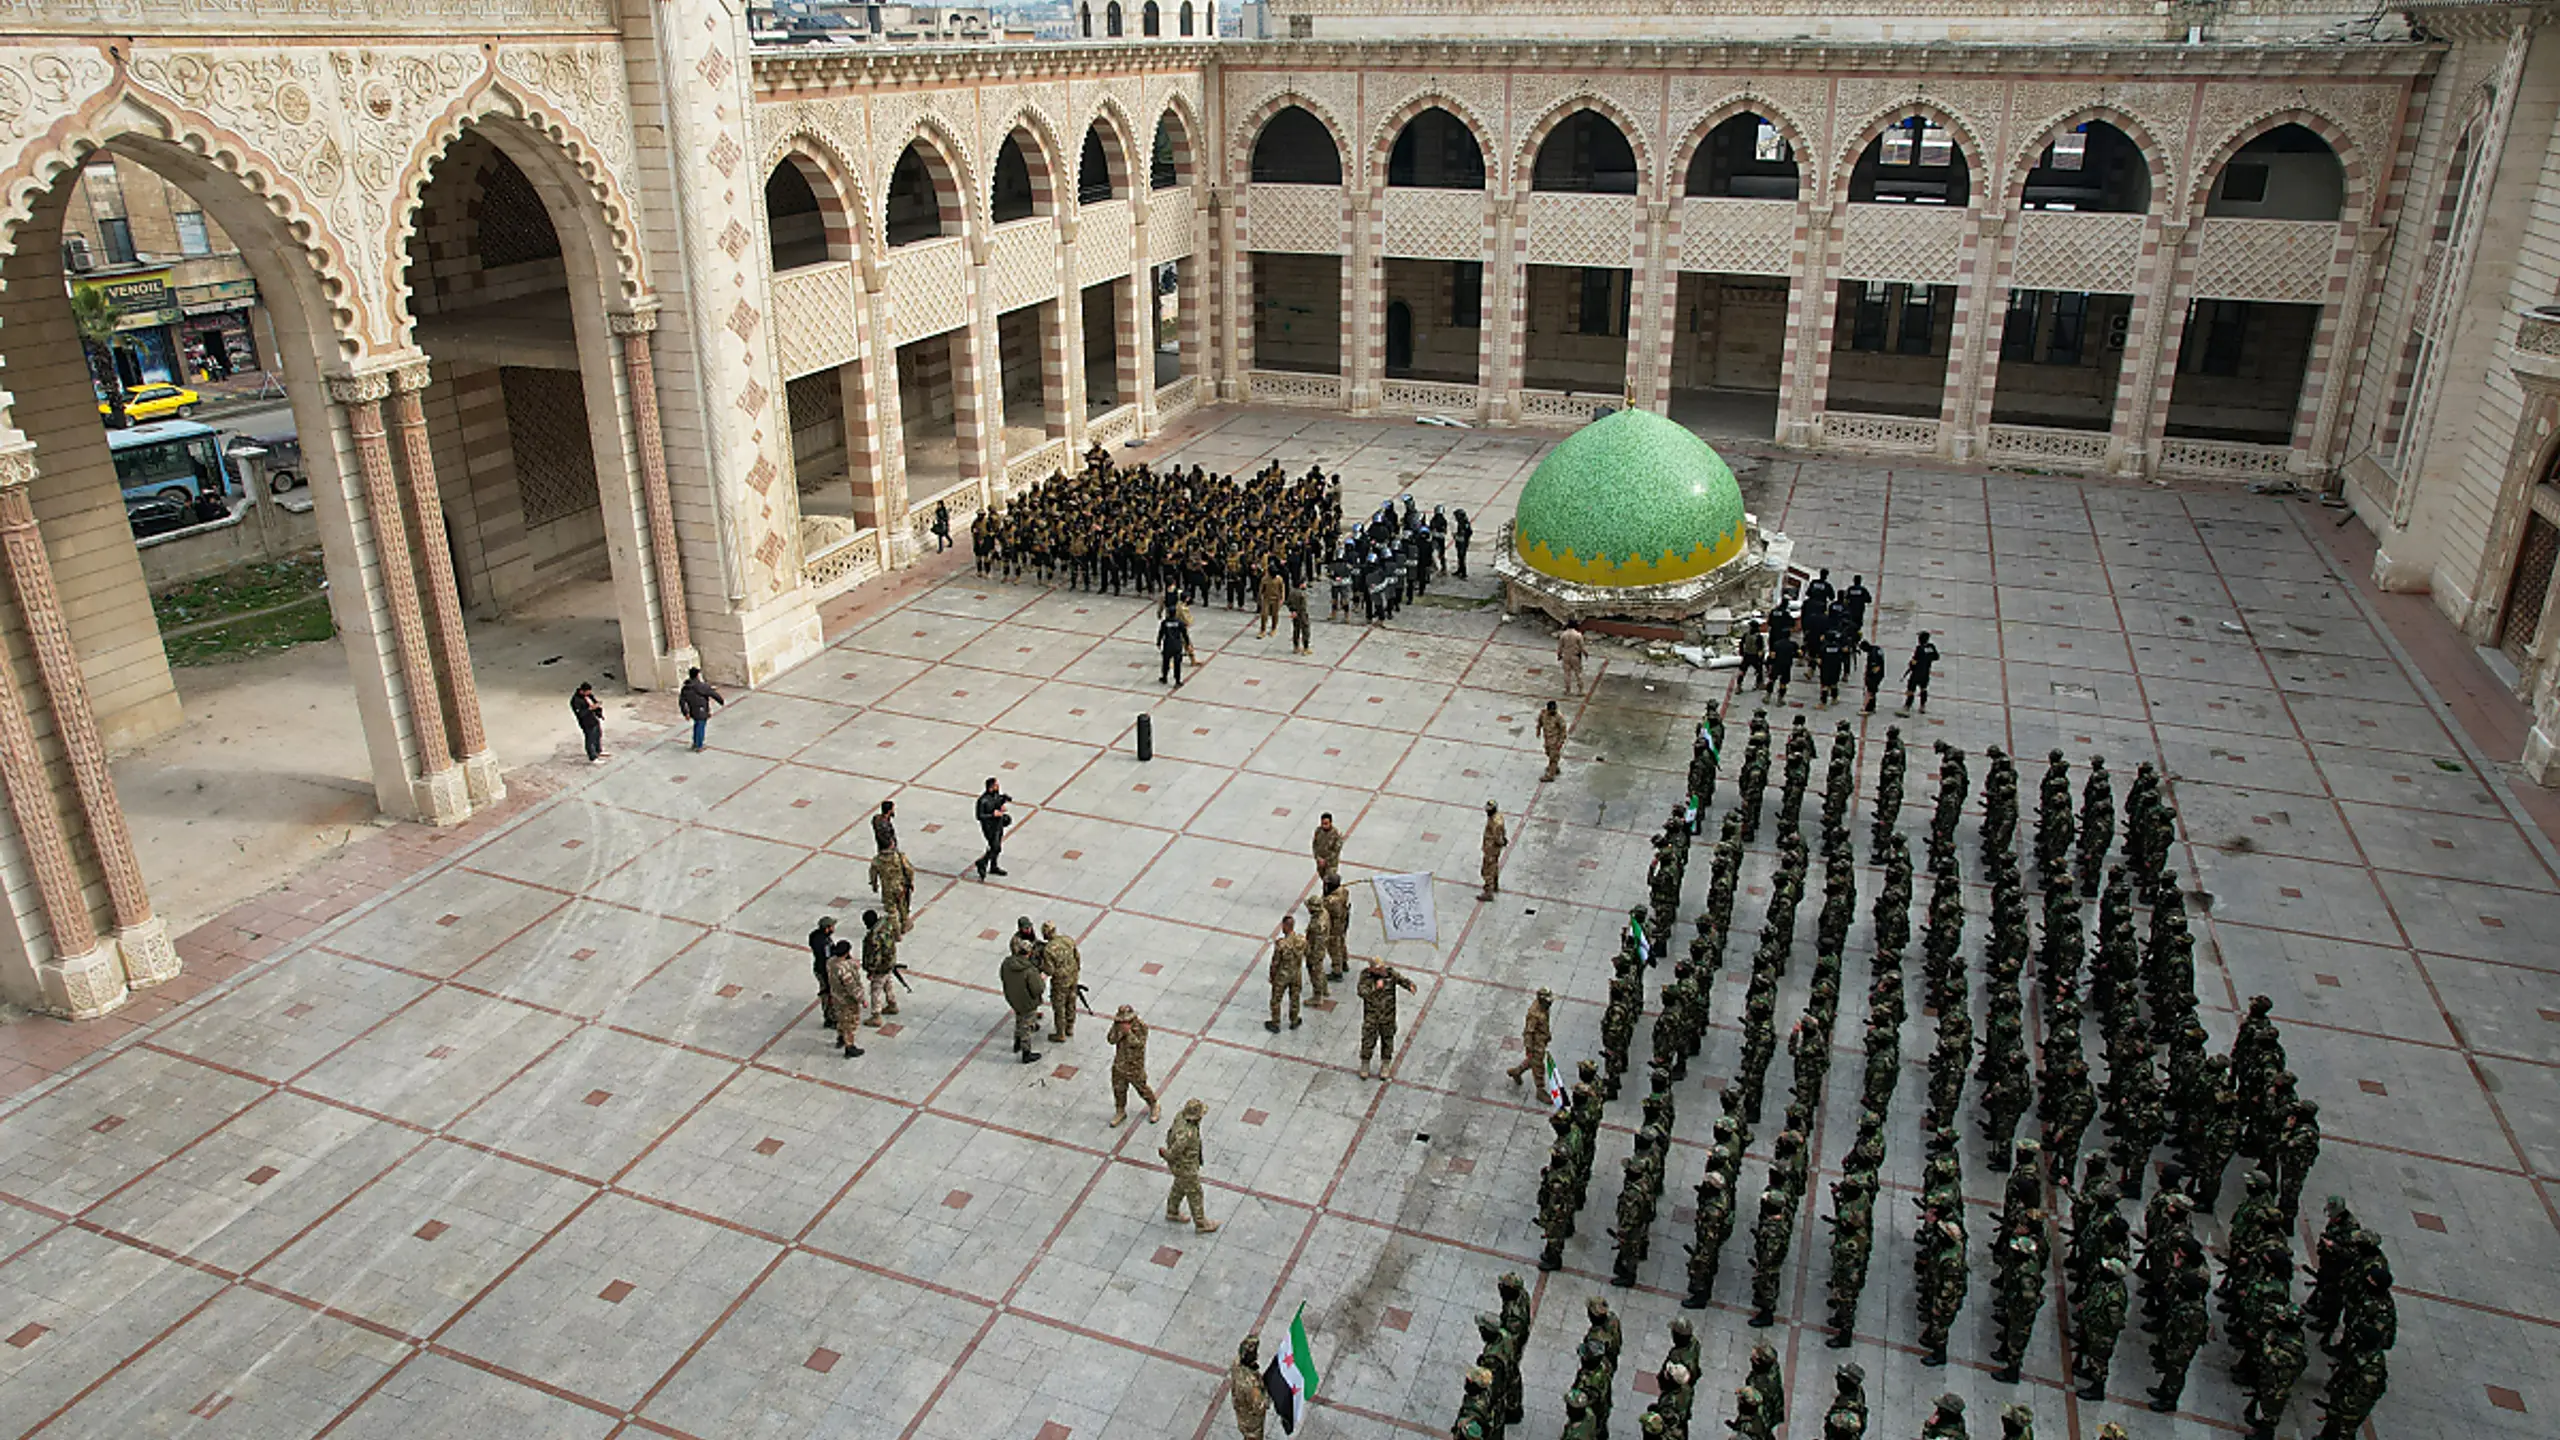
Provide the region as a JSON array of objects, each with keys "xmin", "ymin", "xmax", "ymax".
[
  {"xmin": 1073, "ymin": 982, "xmax": 1097, "ymax": 1016},
  {"xmin": 889, "ymin": 963, "xmax": 914, "ymax": 991}
]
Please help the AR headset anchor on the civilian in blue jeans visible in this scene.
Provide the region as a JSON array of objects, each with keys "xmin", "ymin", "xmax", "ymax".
[{"xmin": 678, "ymin": 667, "xmax": 724, "ymax": 751}]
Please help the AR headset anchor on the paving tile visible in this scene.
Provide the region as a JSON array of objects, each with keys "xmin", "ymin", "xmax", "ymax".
[
  {"xmin": 151, "ymin": 948, "xmax": 436, "ymax": 1082},
  {"xmin": 0, "ymin": 1226, "xmax": 229, "ymax": 1424},
  {"xmin": 445, "ymin": 1027, "xmax": 735, "ymax": 1181},
  {"xmin": 323, "ymin": 1351, "xmax": 620, "ymax": 1440},
  {"xmin": 620, "ymin": 1064, "xmax": 908, "ymax": 1238},
  {"xmin": 0, "ymin": 1047, "xmax": 269, "ymax": 1215},
  {"xmin": 32, "ymin": 1285, "xmax": 406, "ymax": 1437},
  {"xmin": 437, "ymin": 1190, "xmax": 780, "ymax": 1410}
]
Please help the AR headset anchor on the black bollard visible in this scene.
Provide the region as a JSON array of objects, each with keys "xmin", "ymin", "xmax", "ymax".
[{"xmin": 1136, "ymin": 712, "xmax": 1153, "ymax": 762}]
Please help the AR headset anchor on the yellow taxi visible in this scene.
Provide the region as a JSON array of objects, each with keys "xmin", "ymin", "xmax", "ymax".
[{"xmin": 100, "ymin": 383, "xmax": 201, "ymax": 422}]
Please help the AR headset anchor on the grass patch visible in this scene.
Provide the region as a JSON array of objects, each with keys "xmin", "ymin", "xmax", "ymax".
[
  {"xmin": 161, "ymin": 598, "xmax": 334, "ymax": 666},
  {"xmin": 151, "ymin": 552, "xmax": 329, "ymax": 630},
  {"xmin": 153, "ymin": 552, "xmax": 334, "ymax": 666}
]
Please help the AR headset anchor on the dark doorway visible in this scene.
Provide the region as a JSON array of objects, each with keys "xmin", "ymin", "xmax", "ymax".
[{"xmin": 1385, "ymin": 300, "xmax": 1413, "ymax": 374}]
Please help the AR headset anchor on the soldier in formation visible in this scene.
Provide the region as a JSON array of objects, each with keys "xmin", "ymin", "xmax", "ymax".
[
  {"xmin": 1159, "ymin": 1097, "xmax": 1222, "ymax": 1233},
  {"xmin": 976, "ymin": 455, "xmax": 1339, "ymax": 602},
  {"xmin": 1106, "ymin": 1003, "xmax": 1162, "ymax": 1126},
  {"xmin": 1356, "ymin": 956, "xmax": 1418, "ymax": 1080}
]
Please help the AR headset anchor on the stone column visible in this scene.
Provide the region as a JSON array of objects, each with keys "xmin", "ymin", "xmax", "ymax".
[
  {"xmin": 1629, "ymin": 200, "xmax": 1677, "ymax": 412},
  {"xmin": 1482, "ymin": 195, "xmax": 1524, "ymax": 425},
  {"xmin": 864, "ymin": 281, "xmax": 916, "ymax": 570},
  {"xmin": 1777, "ymin": 201, "xmax": 1838, "ymax": 447},
  {"xmin": 0, "ymin": 446, "xmax": 120, "ymax": 1016},
  {"xmin": 1937, "ymin": 213, "xmax": 2001, "ymax": 463},
  {"xmin": 331, "ymin": 372, "xmax": 468, "ymax": 824},
  {"xmin": 1212, "ymin": 186, "xmax": 1246, "ymax": 399},
  {"xmin": 612, "ymin": 310, "xmax": 698, "ymax": 674},
  {"xmin": 386, "ymin": 362, "xmax": 500, "ymax": 809},
  {"xmin": 1130, "ymin": 192, "xmax": 1160, "ymax": 435},
  {"xmin": 1345, "ymin": 183, "xmax": 1380, "ymax": 413},
  {"xmin": 2117, "ymin": 219, "xmax": 2194, "ymax": 480},
  {"xmin": 0, "ymin": 467, "xmax": 176, "ymax": 991},
  {"xmin": 1058, "ymin": 208, "xmax": 1092, "ymax": 445}
]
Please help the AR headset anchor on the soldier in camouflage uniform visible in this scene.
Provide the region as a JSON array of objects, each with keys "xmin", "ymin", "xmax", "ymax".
[
  {"xmin": 1821, "ymin": 1365, "xmax": 1867, "ymax": 1440},
  {"xmin": 1106, "ymin": 1004, "xmax": 1162, "ymax": 1126},
  {"xmin": 1610, "ymin": 1124, "xmax": 1669, "ymax": 1287},
  {"xmin": 1506, "ymin": 988, "xmax": 1553, "ymax": 1086},
  {"xmin": 1870, "ymin": 726, "xmax": 1907, "ymax": 853},
  {"xmin": 1231, "ymin": 1336, "xmax": 1268, "ymax": 1440},
  {"xmin": 1159, "ymin": 1098, "xmax": 1222, "ymax": 1233},
  {"xmin": 1322, "ymin": 874, "xmax": 1352, "ymax": 980},
  {"xmin": 1990, "ymin": 1223, "xmax": 2049, "ymax": 1383},
  {"xmin": 1478, "ymin": 800, "xmax": 1508, "ymax": 901},
  {"xmin": 1039, "ymin": 922, "xmax": 1080, "ymax": 1041},
  {"xmin": 2071, "ymin": 1254, "xmax": 2132, "ymax": 1400},
  {"xmin": 1747, "ymin": 1177, "xmax": 1795, "ymax": 1327},
  {"xmin": 1266, "ymin": 913, "xmax": 1308, "ymax": 1032},
  {"xmin": 1915, "ymin": 1214, "xmax": 1968, "ymax": 1366},
  {"xmin": 2036, "ymin": 750, "xmax": 2075, "ymax": 892},
  {"xmin": 2076, "ymin": 755, "xmax": 2115, "ymax": 897},
  {"xmin": 1920, "ymin": 1394, "xmax": 1969, "ymax": 1440},
  {"xmin": 869, "ymin": 845, "xmax": 916, "ymax": 937},
  {"xmin": 1356, "ymin": 957, "xmax": 1418, "ymax": 1080}
]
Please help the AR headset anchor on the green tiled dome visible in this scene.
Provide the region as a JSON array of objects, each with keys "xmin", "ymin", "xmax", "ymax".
[{"xmin": 1512, "ymin": 409, "xmax": 1747, "ymax": 587}]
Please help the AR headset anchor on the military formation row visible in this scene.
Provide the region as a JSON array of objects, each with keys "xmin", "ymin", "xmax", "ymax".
[{"xmin": 1498, "ymin": 701, "xmax": 2392, "ymax": 1438}]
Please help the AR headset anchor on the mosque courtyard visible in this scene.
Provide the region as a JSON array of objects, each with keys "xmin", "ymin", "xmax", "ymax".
[{"xmin": 0, "ymin": 407, "xmax": 2553, "ymax": 1439}]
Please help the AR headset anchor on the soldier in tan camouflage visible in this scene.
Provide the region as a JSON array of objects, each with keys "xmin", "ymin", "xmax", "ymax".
[
  {"xmin": 1322, "ymin": 874, "xmax": 1352, "ymax": 979},
  {"xmin": 1538, "ymin": 701, "xmax": 1569, "ymax": 782},
  {"xmin": 1231, "ymin": 1336, "xmax": 1269, "ymax": 1440},
  {"xmin": 868, "ymin": 846, "xmax": 916, "ymax": 936},
  {"xmin": 1160, "ymin": 1097, "xmax": 1222, "ymax": 1232},
  {"xmin": 826, "ymin": 936, "xmax": 865, "ymax": 1059},
  {"xmin": 1507, "ymin": 987, "xmax": 1554, "ymax": 1085},
  {"xmin": 1266, "ymin": 913, "xmax": 1308, "ymax": 1032},
  {"xmin": 1479, "ymin": 800, "xmax": 1509, "ymax": 901},
  {"xmin": 1356, "ymin": 958, "xmax": 1418, "ymax": 1079},
  {"xmin": 1558, "ymin": 619, "xmax": 1588, "ymax": 695},
  {"xmin": 1040, "ymin": 922, "xmax": 1082, "ymax": 1042},
  {"xmin": 861, "ymin": 908, "xmax": 901, "ymax": 1022},
  {"xmin": 1107, "ymin": 1004, "xmax": 1162, "ymax": 1126},
  {"xmin": 1301, "ymin": 894, "xmax": 1332, "ymax": 1003},
  {"xmin": 1311, "ymin": 813, "xmax": 1345, "ymax": 883}
]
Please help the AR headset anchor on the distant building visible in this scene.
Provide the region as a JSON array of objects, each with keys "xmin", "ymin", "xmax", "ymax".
[
  {"xmin": 749, "ymin": 0, "xmax": 998, "ymax": 44},
  {"xmin": 60, "ymin": 158, "xmax": 269, "ymax": 391}
]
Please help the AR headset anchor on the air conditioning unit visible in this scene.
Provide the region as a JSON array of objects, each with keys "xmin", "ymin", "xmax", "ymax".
[{"xmin": 63, "ymin": 240, "xmax": 93, "ymax": 272}]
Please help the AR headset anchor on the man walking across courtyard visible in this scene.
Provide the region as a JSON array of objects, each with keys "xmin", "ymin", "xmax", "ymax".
[
  {"xmin": 1480, "ymin": 800, "xmax": 1509, "ymax": 901},
  {"xmin": 678, "ymin": 667, "xmax": 724, "ymax": 751},
  {"xmin": 571, "ymin": 681, "xmax": 606, "ymax": 762},
  {"xmin": 1558, "ymin": 619, "xmax": 1588, "ymax": 695},
  {"xmin": 975, "ymin": 778, "xmax": 1012, "ymax": 880},
  {"xmin": 1109, "ymin": 1004, "xmax": 1163, "ymax": 1125},
  {"xmin": 1539, "ymin": 700, "xmax": 1569, "ymax": 782}
]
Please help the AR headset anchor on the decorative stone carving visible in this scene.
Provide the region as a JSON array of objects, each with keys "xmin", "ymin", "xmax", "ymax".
[
  {"xmin": 1986, "ymin": 423, "xmax": 2108, "ymax": 469},
  {"xmin": 1527, "ymin": 194, "xmax": 1638, "ymax": 267},
  {"xmin": 2001, "ymin": 80, "xmax": 2191, "ymax": 205},
  {"xmin": 774, "ymin": 261, "xmax": 863, "ymax": 379},
  {"xmin": 1822, "ymin": 411, "xmax": 1942, "ymax": 453},
  {"xmin": 1379, "ymin": 188, "xmax": 1485, "ymax": 262},
  {"xmin": 1224, "ymin": 70, "xmax": 1357, "ymax": 174},
  {"xmin": 1675, "ymin": 198, "xmax": 1796, "ymax": 276},
  {"xmin": 1666, "ymin": 76, "xmax": 1831, "ymax": 179},
  {"xmin": 884, "ymin": 235, "xmax": 972, "ymax": 347},
  {"xmin": 1150, "ymin": 189, "xmax": 1198, "ymax": 261},
  {"xmin": 1246, "ymin": 183, "xmax": 1342, "ymax": 255},
  {"xmin": 2009, "ymin": 210, "xmax": 2145, "ymax": 294},
  {"xmin": 1249, "ymin": 370, "xmax": 1345, "ymax": 408},
  {"xmin": 2158, "ymin": 437, "xmax": 2294, "ymax": 476},
  {"xmin": 1364, "ymin": 79, "xmax": 1506, "ymax": 189},
  {"xmin": 1377, "ymin": 379, "xmax": 1481, "ymax": 415},
  {"xmin": 491, "ymin": 42, "xmax": 648, "ymax": 299},
  {"xmin": 1837, "ymin": 204, "xmax": 1966, "ymax": 283},
  {"xmin": 1827, "ymin": 78, "xmax": 2003, "ymax": 190},
  {"xmin": 1079, "ymin": 197, "xmax": 1135, "ymax": 285},
  {"xmin": 988, "ymin": 221, "xmax": 1062, "ymax": 314},
  {"xmin": 2191, "ymin": 82, "xmax": 2401, "ymax": 219},
  {"xmin": 2190, "ymin": 218, "xmax": 2338, "ymax": 303}
]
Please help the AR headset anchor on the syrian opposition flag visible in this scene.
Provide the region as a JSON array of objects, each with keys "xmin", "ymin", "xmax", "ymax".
[
  {"xmin": 1544, "ymin": 1053, "xmax": 1567, "ymax": 1111},
  {"xmin": 1263, "ymin": 1303, "xmax": 1321, "ymax": 1434},
  {"xmin": 1699, "ymin": 722, "xmax": 1720, "ymax": 757},
  {"xmin": 1683, "ymin": 793, "xmax": 1703, "ymax": 832},
  {"xmin": 1631, "ymin": 916, "xmax": 1651, "ymax": 967}
]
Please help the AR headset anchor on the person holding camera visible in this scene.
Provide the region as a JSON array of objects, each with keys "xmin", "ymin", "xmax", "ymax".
[{"xmin": 974, "ymin": 777, "xmax": 1013, "ymax": 880}]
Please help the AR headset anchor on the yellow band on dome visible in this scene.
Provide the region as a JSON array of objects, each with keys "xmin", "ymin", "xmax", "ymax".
[{"xmin": 1517, "ymin": 525, "xmax": 1746, "ymax": 586}]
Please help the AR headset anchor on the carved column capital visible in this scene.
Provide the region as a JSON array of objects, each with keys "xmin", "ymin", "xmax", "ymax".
[
  {"xmin": 608, "ymin": 307, "xmax": 661, "ymax": 336},
  {"xmin": 387, "ymin": 359, "xmax": 434, "ymax": 395},
  {"xmin": 0, "ymin": 443, "xmax": 35, "ymax": 492},
  {"xmin": 325, "ymin": 371, "xmax": 394, "ymax": 406}
]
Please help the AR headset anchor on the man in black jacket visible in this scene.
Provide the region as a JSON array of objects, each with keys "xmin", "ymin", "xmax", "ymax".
[
  {"xmin": 809, "ymin": 916, "xmax": 839, "ymax": 1027},
  {"xmin": 678, "ymin": 667, "xmax": 724, "ymax": 751},
  {"xmin": 975, "ymin": 778, "xmax": 1013, "ymax": 880}
]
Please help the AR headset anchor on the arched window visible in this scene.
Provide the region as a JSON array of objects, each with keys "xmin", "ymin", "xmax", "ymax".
[
  {"xmin": 1142, "ymin": 0, "xmax": 1160, "ymax": 35},
  {"xmin": 1179, "ymin": 0, "xmax": 1194, "ymax": 34},
  {"xmin": 1684, "ymin": 113, "xmax": 1797, "ymax": 200},
  {"xmin": 1530, "ymin": 110, "xmax": 1638, "ymax": 195},
  {"xmin": 764, "ymin": 159, "xmax": 834, "ymax": 270},
  {"xmin": 2022, "ymin": 121, "xmax": 2150, "ymax": 213},
  {"xmin": 1080, "ymin": 2, "xmax": 1092, "ymax": 36},
  {"xmin": 2207, "ymin": 123, "xmax": 2343, "ymax": 221},
  {"xmin": 1106, "ymin": 0, "xmax": 1122, "ymax": 35},
  {"xmin": 1251, "ymin": 105, "xmax": 1343, "ymax": 185},
  {"xmin": 1850, "ymin": 116, "xmax": 1969, "ymax": 206},
  {"xmin": 992, "ymin": 131, "xmax": 1047, "ymax": 224},
  {"xmin": 885, "ymin": 141, "xmax": 954, "ymax": 247},
  {"xmin": 1152, "ymin": 112, "xmax": 1192, "ymax": 190},
  {"xmin": 1080, "ymin": 122, "xmax": 1122, "ymax": 206},
  {"xmin": 1387, "ymin": 107, "xmax": 1485, "ymax": 190}
]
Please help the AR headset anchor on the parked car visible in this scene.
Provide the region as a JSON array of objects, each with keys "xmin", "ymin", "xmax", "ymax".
[
  {"xmin": 124, "ymin": 493, "xmax": 193, "ymax": 539},
  {"xmin": 231, "ymin": 431, "xmax": 303, "ymax": 493},
  {"xmin": 99, "ymin": 383, "xmax": 200, "ymax": 424}
]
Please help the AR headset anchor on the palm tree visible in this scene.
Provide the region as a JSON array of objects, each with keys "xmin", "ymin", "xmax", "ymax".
[{"xmin": 69, "ymin": 284, "xmax": 129, "ymax": 428}]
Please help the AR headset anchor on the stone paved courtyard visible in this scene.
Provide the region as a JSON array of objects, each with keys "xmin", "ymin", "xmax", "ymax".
[{"xmin": 3, "ymin": 407, "xmax": 2556, "ymax": 1439}]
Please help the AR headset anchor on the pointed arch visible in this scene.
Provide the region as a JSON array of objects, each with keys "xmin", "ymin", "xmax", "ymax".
[
  {"xmin": 2186, "ymin": 107, "xmax": 2366, "ymax": 223},
  {"xmin": 1368, "ymin": 89, "xmax": 1498, "ymax": 191},
  {"xmin": 4, "ymin": 77, "xmax": 374, "ymax": 356},
  {"xmin": 880, "ymin": 117, "xmax": 973, "ymax": 247},
  {"xmin": 1832, "ymin": 98, "xmax": 1987, "ymax": 204},
  {"xmin": 1232, "ymin": 89, "xmax": 1349, "ymax": 184},
  {"xmin": 1151, "ymin": 96, "xmax": 1200, "ymax": 190},
  {"xmin": 2004, "ymin": 105, "xmax": 2168, "ymax": 212},
  {"xmin": 1514, "ymin": 93, "xmax": 1653, "ymax": 199},
  {"xmin": 758, "ymin": 127, "xmax": 871, "ymax": 263},
  {"xmin": 1079, "ymin": 98, "xmax": 1140, "ymax": 206},
  {"xmin": 991, "ymin": 105, "xmax": 1063, "ymax": 222},
  {"xmin": 1668, "ymin": 93, "xmax": 1816, "ymax": 200}
]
